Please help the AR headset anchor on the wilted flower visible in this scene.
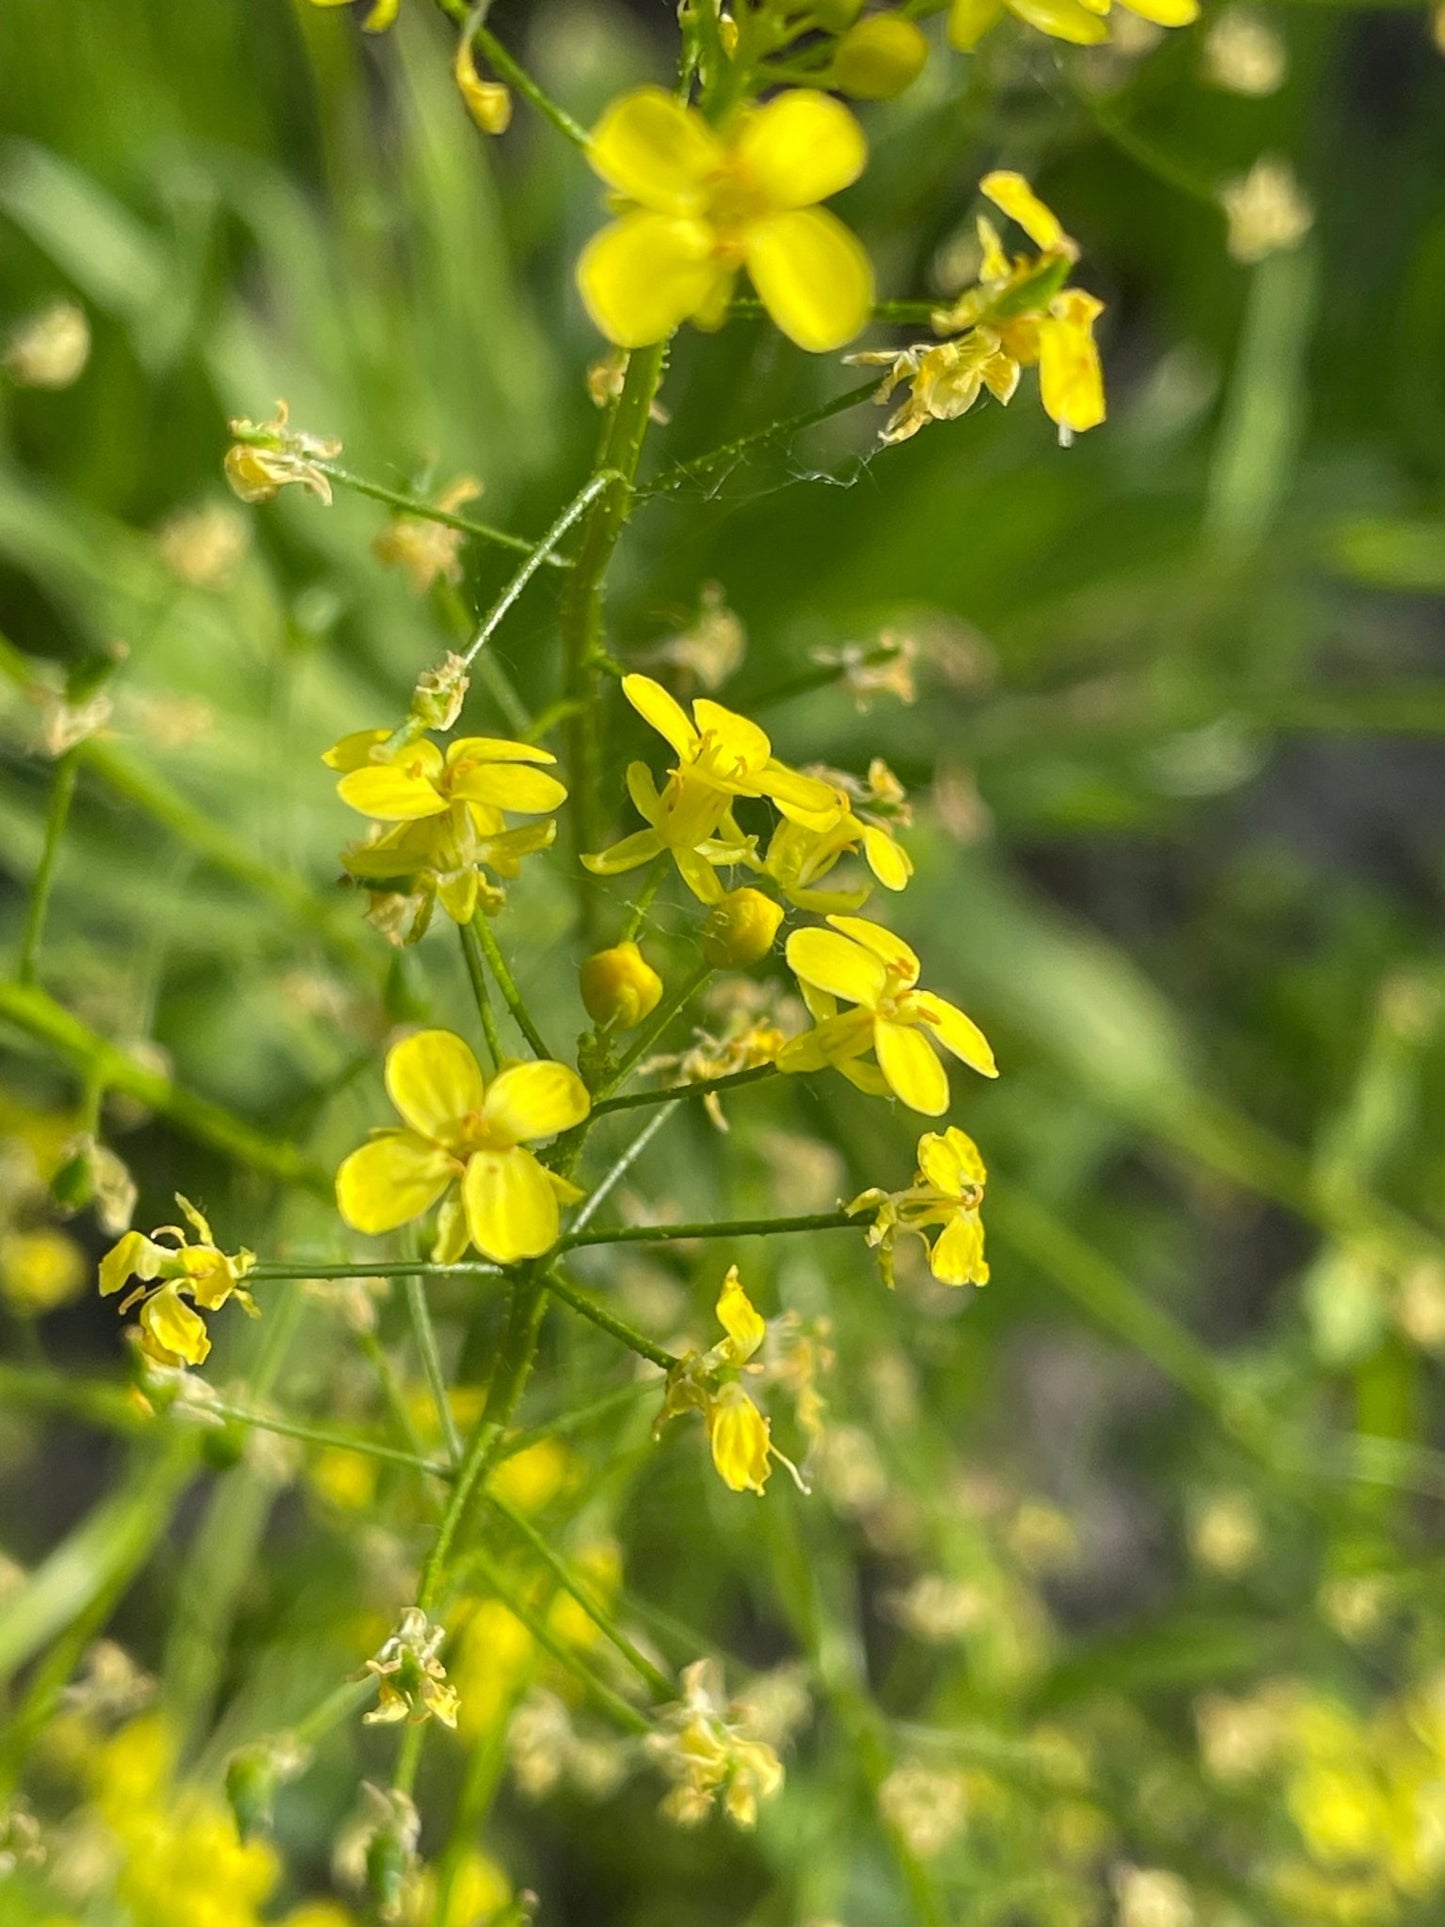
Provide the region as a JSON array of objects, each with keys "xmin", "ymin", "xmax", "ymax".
[
  {"xmin": 3, "ymin": 300, "xmax": 90, "ymax": 388},
  {"xmin": 646, "ymin": 1658, "xmax": 785, "ymax": 1828},
  {"xmin": 100, "ymin": 1196, "xmax": 257, "ymax": 1368},
  {"xmin": 1220, "ymin": 157, "xmax": 1314, "ymax": 264},
  {"xmin": 361, "ymin": 1608, "xmax": 460, "ymax": 1728},
  {"xmin": 372, "ymin": 477, "xmax": 483, "ymax": 594},
  {"xmin": 224, "ymin": 400, "xmax": 341, "ymax": 505},
  {"xmin": 453, "ymin": 30, "xmax": 512, "ymax": 133}
]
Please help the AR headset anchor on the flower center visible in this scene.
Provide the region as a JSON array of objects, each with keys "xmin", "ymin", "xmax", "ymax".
[
  {"xmin": 455, "ymin": 1109, "xmax": 516, "ymax": 1155},
  {"xmin": 704, "ymin": 161, "xmax": 770, "ymax": 254}
]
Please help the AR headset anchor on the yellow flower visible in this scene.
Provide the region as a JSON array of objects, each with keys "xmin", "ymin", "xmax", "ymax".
[
  {"xmin": 0, "ymin": 1226, "xmax": 86, "ymax": 1316},
  {"xmin": 778, "ymin": 915, "xmax": 996, "ymax": 1115},
  {"xmin": 372, "ymin": 475, "xmax": 483, "ymax": 594},
  {"xmin": 855, "ymin": 173, "xmax": 1105, "ymax": 443},
  {"xmin": 848, "ymin": 1126, "xmax": 989, "ymax": 1287},
  {"xmin": 100, "ymin": 1197, "xmax": 257, "ymax": 1369},
  {"xmin": 580, "ymin": 940, "xmax": 664, "ymax": 1029},
  {"xmin": 949, "ymin": 0, "xmax": 1196, "ymax": 52},
  {"xmin": 454, "ymin": 29, "xmax": 512, "ymax": 134},
  {"xmin": 645, "ymin": 1658, "xmax": 785, "ymax": 1828},
  {"xmin": 757, "ymin": 806, "xmax": 912, "ymax": 914},
  {"xmin": 224, "ymin": 399, "xmax": 341, "ymax": 504},
  {"xmin": 327, "ymin": 727, "xmax": 565, "ymax": 931},
  {"xmin": 362, "ymin": 1607, "xmax": 460, "ymax": 1728},
  {"xmin": 335, "ymin": 1029, "xmax": 589, "ymax": 1263},
  {"xmin": 656, "ymin": 1267, "xmax": 801, "ymax": 1495},
  {"xmin": 578, "ymin": 88, "xmax": 874, "ymax": 353},
  {"xmin": 832, "ymin": 14, "xmax": 931, "ymax": 98},
  {"xmin": 583, "ymin": 674, "xmax": 843, "ymax": 904}
]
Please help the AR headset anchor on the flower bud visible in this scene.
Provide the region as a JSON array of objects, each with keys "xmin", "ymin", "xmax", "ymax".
[
  {"xmin": 701, "ymin": 889, "xmax": 784, "ymax": 969},
  {"xmin": 833, "ymin": 15, "xmax": 929, "ymax": 98},
  {"xmin": 580, "ymin": 941, "xmax": 664, "ymax": 1030}
]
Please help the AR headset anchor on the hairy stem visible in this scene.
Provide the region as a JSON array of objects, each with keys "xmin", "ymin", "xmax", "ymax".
[{"xmin": 470, "ymin": 909, "xmax": 554, "ymax": 1059}]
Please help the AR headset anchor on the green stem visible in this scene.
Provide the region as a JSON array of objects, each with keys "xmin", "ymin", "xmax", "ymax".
[
  {"xmin": 560, "ymin": 342, "xmax": 669, "ymax": 915},
  {"xmin": 431, "ymin": 2, "xmax": 590, "ymax": 147},
  {"xmin": 405, "ymin": 1272, "xmax": 463, "ymax": 1465},
  {"xmin": 250, "ymin": 1257, "xmax": 501, "ymax": 1281},
  {"xmin": 459, "ymin": 917, "xmax": 503, "ymax": 1068},
  {"xmin": 493, "ymin": 1379, "xmax": 655, "ymax": 1461},
  {"xmin": 637, "ymin": 378, "xmax": 879, "ymax": 501},
  {"xmin": 16, "ymin": 746, "xmax": 79, "ymax": 984},
  {"xmin": 543, "ymin": 1265, "xmax": 677, "ymax": 1369},
  {"xmin": 210, "ymin": 1394, "xmax": 452, "ymax": 1479},
  {"xmin": 436, "ymin": 578, "xmax": 531, "ymax": 736},
  {"xmin": 460, "ymin": 470, "xmax": 615, "ymax": 671},
  {"xmin": 599, "ymin": 960, "xmax": 712, "ymax": 1098},
  {"xmin": 484, "ymin": 1488, "xmax": 674, "ymax": 1698},
  {"xmin": 0, "ymin": 979, "xmax": 331, "ymax": 1195},
  {"xmin": 570, "ymin": 1102, "xmax": 677, "ymax": 1232},
  {"xmin": 619, "ymin": 852, "xmax": 667, "ymax": 943},
  {"xmin": 470, "ymin": 908, "xmax": 554, "ymax": 1059},
  {"xmin": 590, "ymin": 1060, "xmax": 774, "ymax": 1119},
  {"xmin": 559, "ymin": 1208, "xmax": 857, "ymax": 1253}
]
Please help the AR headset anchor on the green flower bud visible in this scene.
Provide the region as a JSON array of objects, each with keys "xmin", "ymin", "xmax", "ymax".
[
  {"xmin": 580, "ymin": 941, "xmax": 664, "ymax": 1029},
  {"xmin": 833, "ymin": 14, "xmax": 930, "ymax": 99},
  {"xmin": 815, "ymin": 0, "xmax": 866, "ymax": 28},
  {"xmin": 701, "ymin": 888, "xmax": 785, "ymax": 968}
]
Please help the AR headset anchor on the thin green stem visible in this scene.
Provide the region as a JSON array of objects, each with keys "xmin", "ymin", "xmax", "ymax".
[
  {"xmin": 599, "ymin": 960, "xmax": 712, "ymax": 1098},
  {"xmin": 250, "ymin": 1257, "xmax": 501, "ymax": 1281},
  {"xmin": 405, "ymin": 1272, "xmax": 463, "ymax": 1465},
  {"xmin": 590, "ymin": 1059, "xmax": 775, "ymax": 1119},
  {"xmin": 470, "ymin": 909, "xmax": 554, "ymax": 1059},
  {"xmin": 460, "ymin": 470, "xmax": 615, "ymax": 671},
  {"xmin": 292, "ymin": 1678, "xmax": 378, "ymax": 1749},
  {"xmin": 459, "ymin": 917, "xmax": 504, "ymax": 1069},
  {"xmin": 0, "ymin": 979, "xmax": 331, "ymax": 1194},
  {"xmin": 619, "ymin": 853, "xmax": 667, "ymax": 943},
  {"xmin": 17, "ymin": 747, "xmax": 79, "ymax": 984},
  {"xmin": 543, "ymin": 1265, "xmax": 677, "ymax": 1370},
  {"xmin": 560, "ymin": 1208, "xmax": 857, "ymax": 1253},
  {"xmin": 637, "ymin": 378, "xmax": 880, "ymax": 501},
  {"xmin": 484, "ymin": 1489, "xmax": 674, "ymax": 1698},
  {"xmin": 493, "ymin": 1379, "xmax": 655, "ymax": 1461},
  {"xmin": 570, "ymin": 1102, "xmax": 677, "ymax": 1233},
  {"xmin": 208, "ymin": 1395, "xmax": 453, "ymax": 1480},
  {"xmin": 560, "ymin": 342, "xmax": 669, "ymax": 918}
]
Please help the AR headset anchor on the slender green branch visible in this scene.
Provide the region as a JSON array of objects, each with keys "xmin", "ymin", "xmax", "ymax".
[
  {"xmin": 590, "ymin": 1060, "xmax": 774, "ymax": 1119},
  {"xmin": 484, "ymin": 1489, "xmax": 674, "ymax": 1698},
  {"xmin": 16, "ymin": 747, "xmax": 79, "ymax": 984},
  {"xmin": 470, "ymin": 908, "xmax": 554, "ymax": 1059},
  {"xmin": 618, "ymin": 852, "xmax": 667, "ymax": 943},
  {"xmin": 460, "ymin": 470, "xmax": 616, "ymax": 671},
  {"xmin": 0, "ymin": 980, "xmax": 332, "ymax": 1195},
  {"xmin": 493, "ymin": 1380, "xmax": 655, "ymax": 1461},
  {"xmin": 599, "ymin": 960, "xmax": 712, "ymax": 1098},
  {"xmin": 405, "ymin": 1273, "xmax": 463, "ymax": 1465},
  {"xmin": 637, "ymin": 378, "xmax": 880, "ymax": 501},
  {"xmin": 206, "ymin": 1394, "xmax": 453, "ymax": 1480},
  {"xmin": 571, "ymin": 1103, "xmax": 677, "ymax": 1232},
  {"xmin": 560, "ymin": 1208, "xmax": 857, "ymax": 1253},
  {"xmin": 249, "ymin": 1257, "xmax": 502, "ymax": 1281},
  {"xmin": 459, "ymin": 917, "xmax": 504, "ymax": 1068},
  {"xmin": 543, "ymin": 1265, "xmax": 677, "ymax": 1369}
]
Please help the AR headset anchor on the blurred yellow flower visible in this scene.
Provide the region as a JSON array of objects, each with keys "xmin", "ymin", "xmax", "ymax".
[
  {"xmin": 949, "ymin": 0, "xmax": 1196, "ymax": 51},
  {"xmin": 578, "ymin": 87, "xmax": 874, "ymax": 352},
  {"xmin": 779, "ymin": 915, "xmax": 996, "ymax": 1115},
  {"xmin": 362, "ymin": 1607, "xmax": 460, "ymax": 1728},
  {"xmin": 0, "ymin": 1226, "xmax": 86, "ymax": 1315},
  {"xmin": 335, "ymin": 1029, "xmax": 589, "ymax": 1263},
  {"xmin": 372, "ymin": 475, "xmax": 483, "ymax": 594},
  {"xmin": 3, "ymin": 300, "xmax": 90, "ymax": 388},
  {"xmin": 100, "ymin": 1196, "xmax": 257, "ymax": 1368},
  {"xmin": 646, "ymin": 1657, "xmax": 785, "ymax": 1827},
  {"xmin": 308, "ymin": 0, "xmax": 399, "ymax": 31}
]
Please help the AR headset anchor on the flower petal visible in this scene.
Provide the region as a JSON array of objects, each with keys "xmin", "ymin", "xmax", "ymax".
[
  {"xmin": 446, "ymin": 737, "xmax": 557, "ymax": 766},
  {"xmin": 483, "ymin": 1060, "xmax": 590, "ymax": 1143},
  {"xmin": 759, "ymin": 761, "xmax": 847, "ymax": 828},
  {"xmin": 929, "ymin": 1211, "xmax": 989, "ymax": 1286},
  {"xmin": 875, "ymin": 1019, "xmax": 949, "ymax": 1115},
  {"xmin": 462, "ymin": 1146, "xmax": 560, "ymax": 1262},
  {"xmin": 734, "ymin": 91, "xmax": 867, "ymax": 209},
  {"xmin": 140, "ymin": 1285, "xmax": 211, "ymax": 1367},
  {"xmin": 323, "ymin": 728, "xmax": 390, "ymax": 772},
  {"xmin": 917, "ymin": 1126, "xmax": 987, "ymax": 1196},
  {"xmin": 624, "ymin": 674, "xmax": 699, "ymax": 758},
  {"xmin": 336, "ymin": 1131, "xmax": 455, "ymax": 1235},
  {"xmin": 716, "ymin": 1264, "xmax": 766, "ymax": 1365},
  {"xmin": 588, "ymin": 86, "xmax": 722, "ymax": 216},
  {"xmin": 673, "ymin": 846, "xmax": 728, "ymax": 903},
  {"xmin": 99, "ymin": 1230, "xmax": 167, "ymax": 1298},
  {"xmin": 948, "ymin": 0, "xmax": 1006, "ymax": 47},
  {"xmin": 706, "ymin": 1382, "xmax": 772, "ymax": 1494},
  {"xmin": 824, "ymin": 914, "xmax": 921, "ymax": 985},
  {"xmin": 862, "ymin": 825, "xmax": 913, "ymax": 890},
  {"xmin": 386, "ymin": 1028, "xmax": 486, "ymax": 1138},
  {"xmin": 692, "ymin": 699, "xmax": 772, "ymax": 774},
  {"xmin": 1008, "ymin": 0, "xmax": 1110, "ymax": 43},
  {"xmin": 745, "ymin": 208, "xmax": 875, "ymax": 354},
  {"xmin": 448, "ymin": 764, "xmax": 569, "ymax": 814},
  {"xmin": 979, "ymin": 171, "xmax": 1068, "ymax": 252},
  {"xmin": 626, "ymin": 760, "xmax": 663, "ymax": 823},
  {"xmin": 785, "ymin": 927, "xmax": 888, "ymax": 1008},
  {"xmin": 1119, "ymin": 0, "xmax": 1199, "ymax": 23},
  {"xmin": 582, "ymin": 828, "xmax": 664, "ymax": 875},
  {"xmin": 337, "ymin": 764, "xmax": 447, "ymax": 821},
  {"xmin": 776, "ymin": 1006, "xmax": 876, "ymax": 1072},
  {"xmin": 909, "ymin": 990, "xmax": 998, "ymax": 1077},
  {"xmin": 578, "ymin": 212, "xmax": 724, "ymax": 348},
  {"xmin": 1039, "ymin": 293, "xmax": 1106, "ymax": 434}
]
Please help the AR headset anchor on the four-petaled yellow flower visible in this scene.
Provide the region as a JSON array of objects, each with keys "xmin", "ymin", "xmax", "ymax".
[
  {"xmin": 100, "ymin": 1197, "xmax": 257, "ymax": 1369},
  {"xmin": 757, "ymin": 806, "xmax": 912, "ymax": 914},
  {"xmin": 778, "ymin": 914, "xmax": 997, "ymax": 1115},
  {"xmin": 656, "ymin": 1267, "xmax": 798, "ymax": 1496},
  {"xmin": 584, "ymin": 674, "xmax": 843, "ymax": 904},
  {"xmin": 848, "ymin": 1127, "xmax": 990, "ymax": 1288},
  {"xmin": 578, "ymin": 88, "xmax": 875, "ymax": 353},
  {"xmin": 326, "ymin": 728, "xmax": 565, "ymax": 929},
  {"xmin": 949, "ymin": 0, "xmax": 1196, "ymax": 52},
  {"xmin": 854, "ymin": 173, "xmax": 1106, "ymax": 443},
  {"xmin": 336, "ymin": 1030, "xmax": 590, "ymax": 1263}
]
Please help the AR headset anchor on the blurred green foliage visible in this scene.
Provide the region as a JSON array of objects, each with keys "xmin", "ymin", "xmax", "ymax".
[{"xmin": 2, "ymin": 1, "xmax": 1445, "ymax": 1924}]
